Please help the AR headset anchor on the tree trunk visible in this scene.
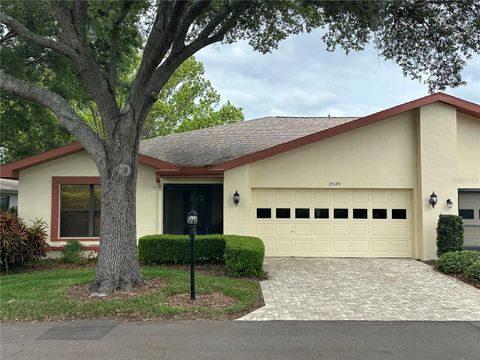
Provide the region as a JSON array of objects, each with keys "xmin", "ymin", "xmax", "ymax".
[{"xmin": 89, "ymin": 142, "xmax": 144, "ymax": 294}]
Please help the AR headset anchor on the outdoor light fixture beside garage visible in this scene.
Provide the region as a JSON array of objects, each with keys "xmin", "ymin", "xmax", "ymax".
[
  {"xmin": 446, "ymin": 199, "xmax": 453, "ymax": 209},
  {"xmin": 429, "ymin": 191, "xmax": 438, "ymax": 208},
  {"xmin": 233, "ymin": 190, "xmax": 240, "ymax": 207}
]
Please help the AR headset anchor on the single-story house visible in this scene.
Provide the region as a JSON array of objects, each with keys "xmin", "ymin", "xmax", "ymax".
[
  {"xmin": 0, "ymin": 179, "xmax": 18, "ymax": 212},
  {"xmin": 1, "ymin": 93, "xmax": 479, "ymax": 259}
]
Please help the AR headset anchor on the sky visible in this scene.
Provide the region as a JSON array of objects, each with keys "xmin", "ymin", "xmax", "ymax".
[{"xmin": 196, "ymin": 29, "xmax": 480, "ymax": 120}]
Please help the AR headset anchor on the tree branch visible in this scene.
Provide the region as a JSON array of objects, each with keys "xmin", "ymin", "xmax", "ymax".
[
  {"xmin": 0, "ymin": 71, "xmax": 105, "ymax": 165},
  {"xmin": 109, "ymin": 0, "xmax": 135, "ymax": 94},
  {"xmin": 171, "ymin": 0, "xmax": 213, "ymax": 54},
  {"xmin": 138, "ymin": 3, "xmax": 250, "ymax": 129},
  {"xmin": 128, "ymin": 1, "xmax": 189, "ymax": 111},
  {"xmin": 72, "ymin": 0, "xmax": 88, "ymax": 44},
  {"xmin": 0, "ymin": 13, "xmax": 77, "ymax": 58},
  {"xmin": 49, "ymin": 1, "xmax": 120, "ymax": 131}
]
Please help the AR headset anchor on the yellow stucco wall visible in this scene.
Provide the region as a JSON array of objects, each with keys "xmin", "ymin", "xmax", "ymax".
[
  {"xmin": 417, "ymin": 103, "xmax": 460, "ymax": 259},
  {"xmin": 18, "ymin": 151, "xmax": 159, "ymax": 247},
  {"xmin": 224, "ymin": 111, "xmax": 419, "ymax": 252},
  {"xmin": 457, "ymin": 113, "xmax": 480, "ymax": 187},
  {"xmin": 15, "ymin": 103, "xmax": 479, "ymax": 260},
  {"xmin": 222, "ymin": 106, "xmax": 480, "ymax": 260}
]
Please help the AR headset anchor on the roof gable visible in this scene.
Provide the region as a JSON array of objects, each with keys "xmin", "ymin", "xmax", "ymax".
[
  {"xmin": 1, "ymin": 92, "xmax": 479, "ymax": 179},
  {"xmin": 209, "ymin": 93, "xmax": 480, "ymax": 171}
]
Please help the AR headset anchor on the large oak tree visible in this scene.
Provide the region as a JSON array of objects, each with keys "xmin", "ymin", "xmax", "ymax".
[{"xmin": 1, "ymin": 0, "xmax": 478, "ymax": 293}]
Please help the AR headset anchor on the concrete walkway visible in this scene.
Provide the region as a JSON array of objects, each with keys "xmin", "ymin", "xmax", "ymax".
[{"xmin": 239, "ymin": 258, "xmax": 480, "ymax": 321}]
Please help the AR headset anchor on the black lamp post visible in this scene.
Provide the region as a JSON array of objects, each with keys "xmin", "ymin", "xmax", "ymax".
[{"xmin": 186, "ymin": 207, "xmax": 198, "ymax": 301}]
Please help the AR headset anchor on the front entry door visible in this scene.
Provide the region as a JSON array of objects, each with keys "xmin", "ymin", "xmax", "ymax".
[{"xmin": 163, "ymin": 184, "xmax": 223, "ymax": 235}]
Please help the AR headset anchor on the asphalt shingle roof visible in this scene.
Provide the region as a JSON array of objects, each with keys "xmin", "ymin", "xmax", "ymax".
[{"xmin": 139, "ymin": 116, "xmax": 358, "ymax": 166}]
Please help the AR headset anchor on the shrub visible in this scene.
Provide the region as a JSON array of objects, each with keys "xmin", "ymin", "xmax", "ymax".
[
  {"xmin": 138, "ymin": 234, "xmax": 265, "ymax": 277},
  {"xmin": 436, "ymin": 250, "xmax": 480, "ymax": 275},
  {"xmin": 436, "ymin": 215, "xmax": 464, "ymax": 256},
  {"xmin": 138, "ymin": 235, "xmax": 225, "ymax": 264},
  {"xmin": 0, "ymin": 213, "xmax": 49, "ymax": 272},
  {"xmin": 465, "ymin": 260, "xmax": 480, "ymax": 284},
  {"xmin": 61, "ymin": 240, "xmax": 87, "ymax": 264},
  {"xmin": 224, "ymin": 235, "xmax": 264, "ymax": 277}
]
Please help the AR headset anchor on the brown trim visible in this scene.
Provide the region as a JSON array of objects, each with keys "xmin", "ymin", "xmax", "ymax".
[
  {"xmin": 211, "ymin": 92, "xmax": 480, "ymax": 171},
  {"xmin": 0, "ymin": 142, "xmax": 179, "ymax": 180},
  {"xmin": 50, "ymin": 245, "xmax": 99, "ymax": 252},
  {"xmin": 155, "ymin": 167, "xmax": 224, "ymax": 182},
  {"xmin": 138, "ymin": 154, "xmax": 179, "ymax": 170},
  {"xmin": 0, "ymin": 142, "xmax": 84, "ymax": 179},
  {"xmin": 51, "ymin": 176, "xmax": 101, "ymax": 242}
]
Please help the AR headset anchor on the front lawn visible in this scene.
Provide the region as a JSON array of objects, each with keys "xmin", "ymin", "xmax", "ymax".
[{"xmin": 0, "ymin": 266, "xmax": 262, "ymax": 321}]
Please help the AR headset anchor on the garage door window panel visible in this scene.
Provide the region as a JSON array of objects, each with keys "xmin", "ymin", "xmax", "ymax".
[
  {"xmin": 334, "ymin": 208, "xmax": 349, "ymax": 219},
  {"xmin": 295, "ymin": 208, "xmax": 310, "ymax": 219},
  {"xmin": 314, "ymin": 208, "xmax": 329, "ymax": 219},
  {"xmin": 276, "ymin": 208, "xmax": 291, "ymax": 219},
  {"xmin": 256, "ymin": 208, "xmax": 271, "ymax": 219},
  {"xmin": 372, "ymin": 209, "xmax": 387, "ymax": 219},
  {"xmin": 392, "ymin": 209, "xmax": 407, "ymax": 219},
  {"xmin": 353, "ymin": 209, "xmax": 368, "ymax": 219},
  {"xmin": 459, "ymin": 209, "xmax": 474, "ymax": 220}
]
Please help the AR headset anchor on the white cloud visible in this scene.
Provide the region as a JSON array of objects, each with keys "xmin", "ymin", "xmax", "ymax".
[{"xmin": 197, "ymin": 29, "xmax": 480, "ymax": 119}]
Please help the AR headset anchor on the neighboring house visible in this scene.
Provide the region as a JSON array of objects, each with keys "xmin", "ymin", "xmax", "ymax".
[
  {"xmin": 0, "ymin": 93, "xmax": 479, "ymax": 259},
  {"xmin": 0, "ymin": 178, "xmax": 18, "ymax": 212}
]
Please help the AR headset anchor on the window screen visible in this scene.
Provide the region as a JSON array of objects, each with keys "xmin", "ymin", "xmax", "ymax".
[{"xmin": 60, "ymin": 184, "xmax": 101, "ymax": 237}]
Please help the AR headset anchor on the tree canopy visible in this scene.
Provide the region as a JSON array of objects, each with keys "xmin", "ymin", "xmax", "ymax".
[{"xmin": 1, "ymin": 0, "xmax": 478, "ymax": 293}]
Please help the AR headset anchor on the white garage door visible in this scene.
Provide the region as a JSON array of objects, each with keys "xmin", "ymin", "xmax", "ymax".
[
  {"xmin": 459, "ymin": 191, "xmax": 480, "ymax": 248},
  {"xmin": 253, "ymin": 189, "xmax": 413, "ymax": 257}
]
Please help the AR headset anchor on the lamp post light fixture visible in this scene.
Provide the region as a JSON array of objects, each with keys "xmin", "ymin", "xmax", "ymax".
[
  {"xmin": 429, "ymin": 191, "xmax": 438, "ymax": 208},
  {"xmin": 446, "ymin": 199, "xmax": 453, "ymax": 209},
  {"xmin": 186, "ymin": 207, "xmax": 198, "ymax": 301},
  {"xmin": 233, "ymin": 190, "xmax": 240, "ymax": 207}
]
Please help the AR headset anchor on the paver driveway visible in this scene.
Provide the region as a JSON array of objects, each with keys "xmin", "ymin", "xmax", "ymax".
[{"xmin": 239, "ymin": 258, "xmax": 480, "ymax": 321}]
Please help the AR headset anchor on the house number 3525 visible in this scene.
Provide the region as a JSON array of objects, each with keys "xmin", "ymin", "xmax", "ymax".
[{"xmin": 329, "ymin": 181, "xmax": 341, "ymax": 187}]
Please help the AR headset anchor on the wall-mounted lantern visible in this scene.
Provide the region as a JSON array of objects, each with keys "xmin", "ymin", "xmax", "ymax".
[
  {"xmin": 446, "ymin": 199, "xmax": 453, "ymax": 209},
  {"xmin": 233, "ymin": 190, "xmax": 240, "ymax": 207},
  {"xmin": 429, "ymin": 191, "xmax": 438, "ymax": 208}
]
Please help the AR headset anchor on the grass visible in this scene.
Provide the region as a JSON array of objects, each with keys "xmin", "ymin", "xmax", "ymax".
[{"xmin": 0, "ymin": 266, "xmax": 262, "ymax": 321}]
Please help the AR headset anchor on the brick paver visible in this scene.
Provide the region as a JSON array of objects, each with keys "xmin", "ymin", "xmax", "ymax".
[{"xmin": 239, "ymin": 258, "xmax": 480, "ymax": 321}]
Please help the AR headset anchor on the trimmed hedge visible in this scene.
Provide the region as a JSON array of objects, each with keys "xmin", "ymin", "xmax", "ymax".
[
  {"xmin": 465, "ymin": 260, "xmax": 480, "ymax": 284},
  {"xmin": 436, "ymin": 250, "xmax": 480, "ymax": 275},
  {"xmin": 224, "ymin": 235, "xmax": 265, "ymax": 278},
  {"xmin": 436, "ymin": 215, "xmax": 464, "ymax": 256},
  {"xmin": 138, "ymin": 234, "xmax": 265, "ymax": 278}
]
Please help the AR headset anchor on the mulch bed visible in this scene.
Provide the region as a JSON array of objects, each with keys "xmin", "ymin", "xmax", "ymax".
[
  {"xmin": 166, "ymin": 292, "xmax": 239, "ymax": 308},
  {"xmin": 68, "ymin": 278, "xmax": 168, "ymax": 302}
]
